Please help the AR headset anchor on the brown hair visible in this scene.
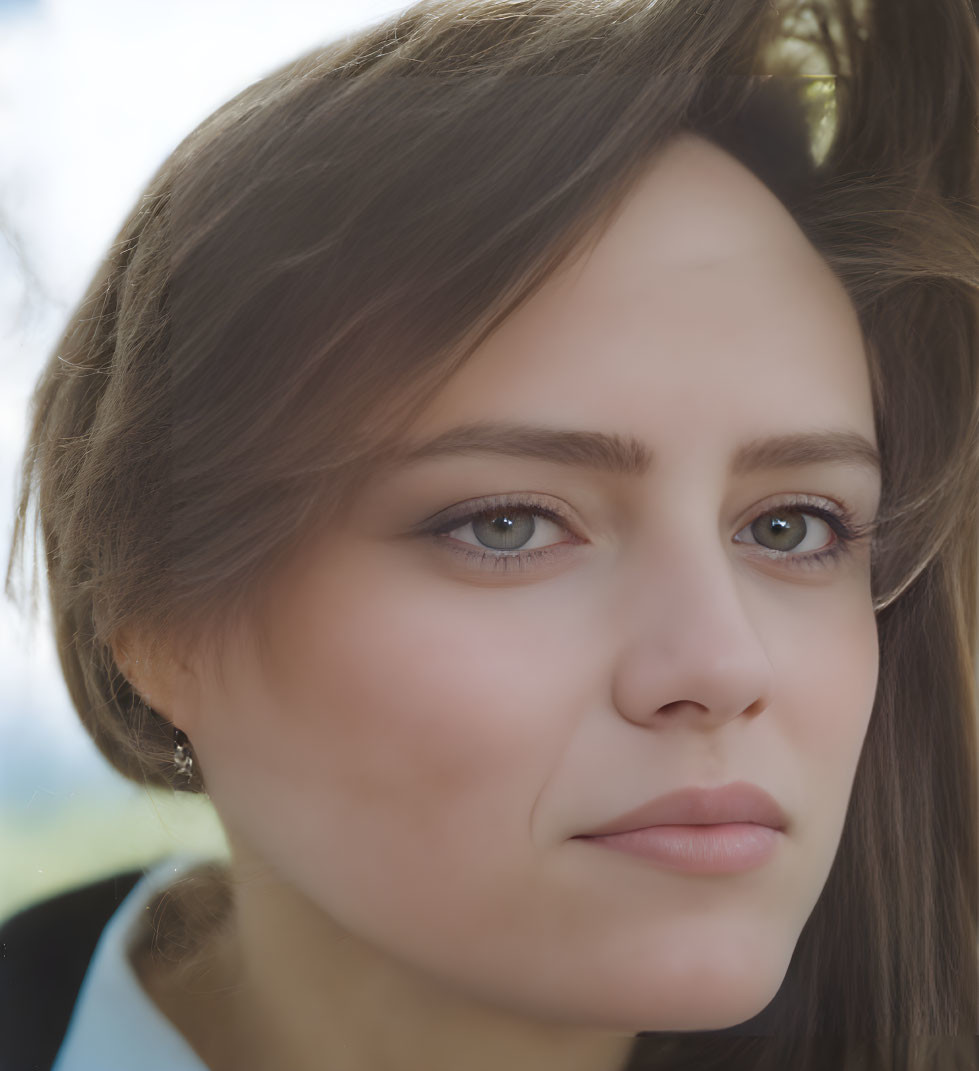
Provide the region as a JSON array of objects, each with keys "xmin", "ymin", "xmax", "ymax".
[{"xmin": 6, "ymin": 0, "xmax": 979, "ymax": 1064}]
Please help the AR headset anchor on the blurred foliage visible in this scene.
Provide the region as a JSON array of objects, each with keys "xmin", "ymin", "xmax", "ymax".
[
  {"xmin": 0, "ymin": 788, "xmax": 230, "ymax": 920},
  {"xmin": 801, "ymin": 76, "xmax": 838, "ymax": 167}
]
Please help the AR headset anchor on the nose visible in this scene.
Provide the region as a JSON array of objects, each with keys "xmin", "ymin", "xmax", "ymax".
[{"xmin": 610, "ymin": 528, "xmax": 775, "ymax": 732}]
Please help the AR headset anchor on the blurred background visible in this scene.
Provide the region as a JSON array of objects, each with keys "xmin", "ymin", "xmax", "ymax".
[{"xmin": 0, "ymin": 0, "xmax": 411, "ymax": 920}]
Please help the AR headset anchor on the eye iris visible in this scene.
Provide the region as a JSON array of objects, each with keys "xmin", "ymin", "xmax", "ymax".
[
  {"xmin": 752, "ymin": 510, "xmax": 807, "ymax": 551},
  {"xmin": 471, "ymin": 511, "xmax": 535, "ymax": 550}
]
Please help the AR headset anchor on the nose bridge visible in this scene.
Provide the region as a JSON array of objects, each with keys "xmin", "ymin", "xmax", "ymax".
[{"xmin": 610, "ymin": 505, "xmax": 774, "ymax": 728}]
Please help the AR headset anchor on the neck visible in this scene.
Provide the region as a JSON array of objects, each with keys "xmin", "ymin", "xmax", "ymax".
[{"xmin": 133, "ymin": 862, "xmax": 637, "ymax": 1071}]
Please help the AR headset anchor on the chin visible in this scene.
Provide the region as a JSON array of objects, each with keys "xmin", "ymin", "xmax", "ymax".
[
  {"xmin": 597, "ymin": 957, "xmax": 792, "ymax": 1036},
  {"xmin": 504, "ymin": 966, "xmax": 789, "ymax": 1037},
  {"xmin": 649, "ymin": 974, "xmax": 788, "ymax": 1034}
]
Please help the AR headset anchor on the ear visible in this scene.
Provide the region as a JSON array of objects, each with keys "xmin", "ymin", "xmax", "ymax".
[{"xmin": 110, "ymin": 627, "xmax": 204, "ymax": 736}]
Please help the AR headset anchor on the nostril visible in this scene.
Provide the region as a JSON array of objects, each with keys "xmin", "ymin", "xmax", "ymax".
[{"xmin": 656, "ymin": 700, "xmax": 708, "ymax": 716}]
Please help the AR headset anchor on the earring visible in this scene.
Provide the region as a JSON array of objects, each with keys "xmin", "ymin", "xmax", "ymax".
[{"xmin": 173, "ymin": 726, "xmax": 194, "ymax": 785}]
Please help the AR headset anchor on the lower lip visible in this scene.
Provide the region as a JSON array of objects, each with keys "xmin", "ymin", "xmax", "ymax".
[{"xmin": 577, "ymin": 823, "xmax": 780, "ymax": 875}]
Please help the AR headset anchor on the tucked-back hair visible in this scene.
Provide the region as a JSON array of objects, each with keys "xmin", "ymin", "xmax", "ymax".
[{"xmin": 7, "ymin": 0, "xmax": 979, "ymax": 1065}]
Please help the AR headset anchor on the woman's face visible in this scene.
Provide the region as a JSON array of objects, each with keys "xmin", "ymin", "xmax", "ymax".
[{"xmin": 173, "ymin": 134, "xmax": 881, "ymax": 1034}]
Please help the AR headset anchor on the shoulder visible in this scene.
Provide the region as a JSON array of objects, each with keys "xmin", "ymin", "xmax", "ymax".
[{"xmin": 0, "ymin": 868, "xmax": 146, "ymax": 1071}]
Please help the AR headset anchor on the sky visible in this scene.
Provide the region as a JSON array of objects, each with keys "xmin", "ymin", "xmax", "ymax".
[{"xmin": 0, "ymin": 0, "xmax": 412, "ymax": 811}]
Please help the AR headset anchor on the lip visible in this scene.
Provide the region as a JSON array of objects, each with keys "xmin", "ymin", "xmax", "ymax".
[
  {"xmin": 580, "ymin": 824, "xmax": 780, "ymax": 875},
  {"xmin": 574, "ymin": 780, "xmax": 789, "ymax": 838}
]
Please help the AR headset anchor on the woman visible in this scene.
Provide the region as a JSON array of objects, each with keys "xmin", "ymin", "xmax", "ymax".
[{"xmin": 3, "ymin": 0, "xmax": 977, "ymax": 1068}]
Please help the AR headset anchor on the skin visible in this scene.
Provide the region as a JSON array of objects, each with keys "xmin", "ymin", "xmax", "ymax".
[{"xmin": 122, "ymin": 133, "xmax": 882, "ymax": 1071}]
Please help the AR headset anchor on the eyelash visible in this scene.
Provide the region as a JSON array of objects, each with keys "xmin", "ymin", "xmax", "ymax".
[{"xmin": 423, "ymin": 493, "xmax": 875, "ymax": 574}]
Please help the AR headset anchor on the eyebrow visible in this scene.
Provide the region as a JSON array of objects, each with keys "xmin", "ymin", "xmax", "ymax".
[{"xmin": 380, "ymin": 421, "xmax": 881, "ymax": 479}]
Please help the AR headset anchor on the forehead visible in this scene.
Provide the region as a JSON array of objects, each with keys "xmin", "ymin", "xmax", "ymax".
[{"xmin": 411, "ymin": 134, "xmax": 874, "ymax": 458}]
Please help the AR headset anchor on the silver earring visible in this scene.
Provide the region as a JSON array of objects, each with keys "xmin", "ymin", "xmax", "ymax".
[{"xmin": 173, "ymin": 727, "xmax": 194, "ymax": 785}]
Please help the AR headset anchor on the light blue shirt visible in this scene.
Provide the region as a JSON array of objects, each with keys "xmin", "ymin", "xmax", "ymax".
[{"xmin": 52, "ymin": 854, "xmax": 216, "ymax": 1071}]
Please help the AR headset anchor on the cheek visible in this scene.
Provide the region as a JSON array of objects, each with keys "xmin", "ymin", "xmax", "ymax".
[
  {"xmin": 192, "ymin": 555, "xmax": 617, "ymax": 999},
  {"xmin": 201, "ymin": 553, "xmax": 582, "ymax": 905},
  {"xmin": 778, "ymin": 583, "xmax": 879, "ymax": 826},
  {"xmin": 802, "ymin": 592, "xmax": 878, "ymax": 742}
]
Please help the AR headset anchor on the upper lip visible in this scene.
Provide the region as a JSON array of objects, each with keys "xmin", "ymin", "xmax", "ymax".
[{"xmin": 576, "ymin": 781, "xmax": 788, "ymax": 837}]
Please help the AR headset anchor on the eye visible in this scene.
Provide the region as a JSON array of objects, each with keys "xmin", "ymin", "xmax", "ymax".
[
  {"xmin": 448, "ymin": 506, "xmax": 566, "ymax": 552},
  {"xmin": 733, "ymin": 498, "xmax": 869, "ymax": 571},
  {"xmin": 424, "ymin": 494, "xmax": 579, "ymax": 572},
  {"xmin": 738, "ymin": 507, "xmax": 832, "ymax": 553}
]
